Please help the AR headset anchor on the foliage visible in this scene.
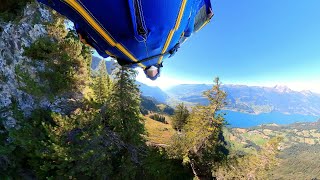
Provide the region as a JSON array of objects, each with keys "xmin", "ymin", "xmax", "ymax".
[
  {"xmin": 150, "ymin": 114, "xmax": 166, "ymax": 124},
  {"xmin": 142, "ymin": 147, "xmax": 193, "ymax": 180},
  {"xmin": 268, "ymin": 144, "xmax": 320, "ymax": 179},
  {"xmin": 2, "ymin": 109, "xmax": 182, "ymax": 179},
  {"xmin": 22, "ymin": 16, "xmax": 91, "ymax": 98},
  {"xmin": 214, "ymin": 137, "xmax": 283, "ymax": 179},
  {"xmin": 2, "ymin": 104, "xmax": 160, "ymax": 179},
  {"xmin": 0, "ymin": 0, "xmax": 32, "ymax": 22},
  {"xmin": 91, "ymin": 60, "xmax": 113, "ymax": 104},
  {"xmin": 0, "ymin": 71, "xmax": 8, "ymax": 83},
  {"xmin": 171, "ymin": 103, "xmax": 189, "ymax": 131},
  {"xmin": 1, "ymin": 108, "xmax": 125, "ymax": 179},
  {"xmin": 3, "ymin": 64, "xmax": 181, "ymax": 179},
  {"xmin": 107, "ymin": 66, "xmax": 145, "ymax": 145},
  {"xmin": 15, "ymin": 65, "xmax": 45, "ymax": 96},
  {"xmin": 168, "ymin": 77, "xmax": 229, "ymax": 179}
]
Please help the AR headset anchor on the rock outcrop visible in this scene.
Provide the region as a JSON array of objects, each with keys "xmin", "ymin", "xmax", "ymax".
[{"xmin": 0, "ymin": 3, "xmax": 82, "ymax": 129}]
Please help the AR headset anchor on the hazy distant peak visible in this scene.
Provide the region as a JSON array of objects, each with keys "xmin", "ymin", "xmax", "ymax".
[
  {"xmin": 165, "ymin": 83, "xmax": 320, "ymax": 116},
  {"xmin": 223, "ymin": 84, "xmax": 247, "ymax": 87},
  {"xmin": 273, "ymin": 85, "xmax": 293, "ymax": 93},
  {"xmin": 136, "ymin": 81, "xmax": 169, "ymax": 103},
  {"xmin": 300, "ymin": 90, "xmax": 313, "ymax": 95}
]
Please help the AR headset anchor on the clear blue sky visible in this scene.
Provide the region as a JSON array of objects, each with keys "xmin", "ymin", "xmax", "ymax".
[{"xmin": 136, "ymin": 0, "xmax": 320, "ymax": 91}]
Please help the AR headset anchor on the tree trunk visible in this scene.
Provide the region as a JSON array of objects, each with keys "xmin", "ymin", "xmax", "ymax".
[{"xmin": 189, "ymin": 152, "xmax": 215, "ymax": 180}]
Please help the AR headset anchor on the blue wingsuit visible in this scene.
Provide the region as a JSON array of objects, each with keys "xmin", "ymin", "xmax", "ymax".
[{"xmin": 37, "ymin": 0, "xmax": 213, "ymax": 79}]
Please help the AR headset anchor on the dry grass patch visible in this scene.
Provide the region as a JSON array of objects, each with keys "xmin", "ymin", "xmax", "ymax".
[{"xmin": 144, "ymin": 116, "xmax": 175, "ymax": 145}]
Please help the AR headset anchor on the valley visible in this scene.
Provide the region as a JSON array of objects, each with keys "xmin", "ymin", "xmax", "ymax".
[
  {"xmin": 135, "ymin": 81, "xmax": 320, "ymax": 127},
  {"xmin": 144, "ymin": 114, "xmax": 320, "ymax": 179}
]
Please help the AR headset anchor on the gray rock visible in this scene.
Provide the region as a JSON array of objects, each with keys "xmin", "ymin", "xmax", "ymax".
[
  {"xmin": 0, "ymin": 4, "xmax": 57, "ymax": 126},
  {"xmin": 0, "ymin": 3, "xmax": 86, "ymax": 128}
]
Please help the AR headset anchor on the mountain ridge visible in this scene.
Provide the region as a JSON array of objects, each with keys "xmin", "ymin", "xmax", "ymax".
[
  {"xmin": 165, "ymin": 84, "xmax": 320, "ymax": 116},
  {"xmin": 136, "ymin": 81, "xmax": 169, "ymax": 103}
]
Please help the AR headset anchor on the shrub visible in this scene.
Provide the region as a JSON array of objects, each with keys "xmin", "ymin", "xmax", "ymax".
[{"xmin": 150, "ymin": 114, "xmax": 166, "ymax": 123}]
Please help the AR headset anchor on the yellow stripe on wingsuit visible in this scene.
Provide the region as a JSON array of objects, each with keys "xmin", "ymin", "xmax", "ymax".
[
  {"xmin": 105, "ymin": 50, "xmax": 115, "ymax": 57},
  {"xmin": 64, "ymin": 0, "xmax": 146, "ymax": 68},
  {"xmin": 158, "ymin": 0, "xmax": 187, "ymax": 64}
]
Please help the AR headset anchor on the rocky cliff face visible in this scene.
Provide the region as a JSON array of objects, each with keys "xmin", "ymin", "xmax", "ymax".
[{"xmin": 0, "ymin": 3, "xmax": 80, "ymax": 130}]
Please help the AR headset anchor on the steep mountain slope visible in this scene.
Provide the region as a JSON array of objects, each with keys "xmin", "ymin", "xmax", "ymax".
[
  {"xmin": 91, "ymin": 56, "xmax": 117, "ymax": 74},
  {"xmin": 227, "ymin": 120, "xmax": 320, "ymax": 179},
  {"xmin": 166, "ymin": 84, "xmax": 320, "ymax": 116},
  {"xmin": 136, "ymin": 82, "xmax": 169, "ymax": 103}
]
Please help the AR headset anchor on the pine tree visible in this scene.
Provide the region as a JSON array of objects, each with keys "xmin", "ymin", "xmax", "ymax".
[
  {"xmin": 171, "ymin": 103, "xmax": 189, "ymax": 131},
  {"xmin": 168, "ymin": 77, "xmax": 228, "ymax": 179},
  {"xmin": 92, "ymin": 60, "xmax": 113, "ymax": 104},
  {"xmin": 107, "ymin": 66, "xmax": 145, "ymax": 145},
  {"xmin": 8, "ymin": 108, "xmax": 122, "ymax": 179},
  {"xmin": 22, "ymin": 14, "xmax": 91, "ymax": 97},
  {"xmin": 103, "ymin": 67, "xmax": 146, "ymax": 179}
]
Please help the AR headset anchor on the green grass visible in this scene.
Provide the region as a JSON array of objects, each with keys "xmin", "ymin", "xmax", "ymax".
[{"xmin": 253, "ymin": 137, "xmax": 267, "ymax": 146}]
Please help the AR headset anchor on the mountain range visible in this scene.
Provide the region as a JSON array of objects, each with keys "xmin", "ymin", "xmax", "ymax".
[
  {"xmin": 138, "ymin": 81, "xmax": 320, "ymax": 118},
  {"xmin": 136, "ymin": 82, "xmax": 169, "ymax": 103},
  {"xmin": 146, "ymin": 84, "xmax": 320, "ymax": 116},
  {"xmin": 97, "ymin": 56, "xmax": 320, "ymax": 116}
]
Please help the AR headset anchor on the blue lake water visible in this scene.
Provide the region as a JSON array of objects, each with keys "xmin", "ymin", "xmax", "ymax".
[{"xmin": 223, "ymin": 110, "xmax": 319, "ymax": 128}]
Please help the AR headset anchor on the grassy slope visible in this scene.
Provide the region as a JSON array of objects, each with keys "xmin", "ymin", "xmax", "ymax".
[{"xmin": 144, "ymin": 115, "xmax": 175, "ymax": 145}]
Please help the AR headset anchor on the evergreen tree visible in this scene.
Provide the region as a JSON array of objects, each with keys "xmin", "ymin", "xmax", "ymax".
[
  {"xmin": 92, "ymin": 60, "xmax": 113, "ymax": 104},
  {"xmin": 107, "ymin": 67, "xmax": 145, "ymax": 145},
  {"xmin": 171, "ymin": 103, "xmax": 189, "ymax": 131},
  {"xmin": 5, "ymin": 108, "xmax": 135, "ymax": 179},
  {"xmin": 168, "ymin": 77, "xmax": 228, "ymax": 179},
  {"xmin": 149, "ymin": 114, "xmax": 166, "ymax": 123},
  {"xmin": 104, "ymin": 67, "xmax": 146, "ymax": 179},
  {"xmin": 22, "ymin": 15, "xmax": 91, "ymax": 98}
]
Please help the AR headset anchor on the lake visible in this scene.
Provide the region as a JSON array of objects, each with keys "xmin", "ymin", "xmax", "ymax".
[{"xmin": 223, "ymin": 110, "xmax": 319, "ymax": 128}]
